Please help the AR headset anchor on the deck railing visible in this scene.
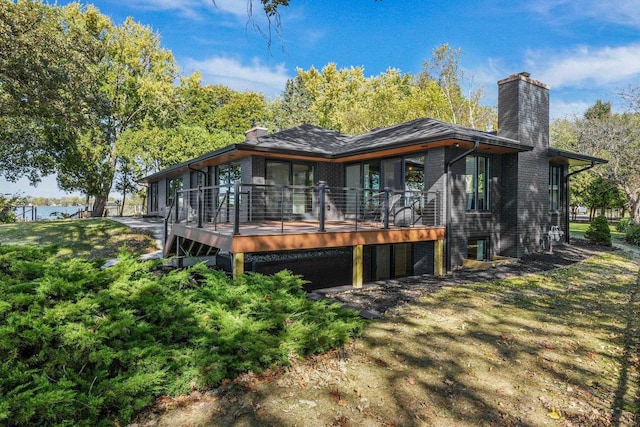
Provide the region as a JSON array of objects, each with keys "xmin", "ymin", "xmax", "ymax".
[{"xmin": 172, "ymin": 182, "xmax": 441, "ymax": 235}]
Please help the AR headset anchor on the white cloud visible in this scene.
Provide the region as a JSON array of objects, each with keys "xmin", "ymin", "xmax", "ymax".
[
  {"xmin": 108, "ymin": 0, "xmax": 256, "ymax": 21},
  {"xmin": 182, "ymin": 56, "xmax": 290, "ymax": 96},
  {"xmin": 528, "ymin": 44, "xmax": 640, "ymax": 88},
  {"xmin": 528, "ymin": 0, "xmax": 640, "ymax": 28},
  {"xmin": 549, "ymin": 99, "xmax": 591, "ymax": 120}
]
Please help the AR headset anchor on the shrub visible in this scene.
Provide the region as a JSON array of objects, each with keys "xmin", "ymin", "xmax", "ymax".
[
  {"xmin": 625, "ymin": 223, "xmax": 640, "ymax": 246},
  {"xmin": 0, "ymin": 246, "xmax": 364, "ymax": 426},
  {"xmin": 585, "ymin": 215, "xmax": 612, "ymax": 246},
  {"xmin": 615, "ymin": 218, "xmax": 634, "ymax": 232}
]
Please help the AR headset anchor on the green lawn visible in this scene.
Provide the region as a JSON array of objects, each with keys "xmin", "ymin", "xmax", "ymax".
[
  {"xmin": 570, "ymin": 221, "xmax": 625, "ymax": 240},
  {"xmin": 0, "ymin": 218, "xmax": 158, "ymax": 260}
]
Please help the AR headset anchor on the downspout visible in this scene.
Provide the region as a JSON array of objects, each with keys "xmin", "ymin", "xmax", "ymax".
[
  {"xmin": 188, "ymin": 164, "xmax": 208, "ymax": 228},
  {"xmin": 564, "ymin": 161, "xmax": 595, "ymax": 244},
  {"xmin": 445, "ymin": 140, "xmax": 480, "ymax": 273}
]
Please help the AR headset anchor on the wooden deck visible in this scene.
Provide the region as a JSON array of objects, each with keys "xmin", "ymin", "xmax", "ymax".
[{"xmin": 168, "ymin": 220, "xmax": 445, "ymax": 254}]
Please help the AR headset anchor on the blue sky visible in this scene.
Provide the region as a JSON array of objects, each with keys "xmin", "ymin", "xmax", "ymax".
[{"xmin": 4, "ymin": 0, "xmax": 640, "ymax": 198}]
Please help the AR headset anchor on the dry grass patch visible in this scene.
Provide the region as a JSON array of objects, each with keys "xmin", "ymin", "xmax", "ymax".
[{"xmin": 135, "ymin": 250, "xmax": 640, "ymax": 427}]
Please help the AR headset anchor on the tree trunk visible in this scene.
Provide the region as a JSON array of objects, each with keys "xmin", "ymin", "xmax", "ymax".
[
  {"xmin": 120, "ymin": 191, "xmax": 126, "ymax": 217},
  {"xmin": 632, "ymin": 197, "xmax": 640, "ymax": 222},
  {"xmin": 92, "ymin": 195, "xmax": 108, "ymax": 217},
  {"xmin": 84, "ymin": 194, "xmax": 90, "ymax": 217}
]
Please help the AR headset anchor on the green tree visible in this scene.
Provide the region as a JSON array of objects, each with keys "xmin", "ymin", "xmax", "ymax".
[
  {"xmin": 418, "ymin": 44, "xmax": 495, "ymax": 129},
  {"xmin": 572, "ymin": 100, "xmax": 640, "ymax": 221},
  {"xmin": 0, "ymin": 1, "xmax": 108, "ymax": 185},
  {"xmin": 57, "ymin": 16, "xmax": 178, "ymax": 216},
  {"xmin": 270, "ymin": 45, "xmax": 494, "ymax": 135}
]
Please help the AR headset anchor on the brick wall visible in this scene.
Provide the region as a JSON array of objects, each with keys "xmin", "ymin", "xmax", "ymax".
[{"xmin": 498, "ymin": 73, "xmax": 552, "ymax": 256}]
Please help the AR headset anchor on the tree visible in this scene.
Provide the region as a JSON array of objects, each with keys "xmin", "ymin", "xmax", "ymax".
[
  {"xmin": 0, "ymin": 1, "xmax": 108, "ymax": 185},
  {"xmin": 418, "ymin": 44, "xmax": 495, "ymax": 130},
  {"xmin": 56, "ymin": 16, "xmax": 178, "ymax": 216},
  {"xmin": 270, "ymin": 45, "xmax": 495, "ymax": 135},
  {"xmin": 571, "ymin": 100, "xmax": 640, "ymax": 221}
]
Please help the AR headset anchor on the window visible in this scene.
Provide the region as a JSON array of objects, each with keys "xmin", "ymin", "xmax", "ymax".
[
  {"xmin": 549, "ymin": 165, "xmax": 562, "ymax": 211},
  {"xmin": 468, "ymin": 237, "xmax": 489, "ymax": 261},
  {"xmin": 149, "ymin": 182, "xmax": 158, "ymax": 212},
  {"xmin": 166, "ymin": 177, "xmax": 183, "ymax": 206},
  {"xmin": 265, "ymin": 161, "xmax": 315, "ymax": 216},
  {"xmin": 217, "ymin": 162, "xmax": 241, "ymax": 187},
  {"xmin": 465, "ymin": 156, "xmax": 490, "ymax": 211}
]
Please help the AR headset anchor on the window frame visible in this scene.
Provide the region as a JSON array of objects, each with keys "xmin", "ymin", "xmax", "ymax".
[
  {"xmin": 149, "ymin": 182, "xmax": 159, "ymax": 212},
  {"xmin": 465, "ymin": 155, "xmax": 491, "ymax": 212},
  {"xmin": 467, "ymin": 237, "xmax": 490, "ymax": 261},
  {"xmin": 166, "ymin": 176, "xmax": 183, "ymax": 206},
  {"xmin": 549, "ymin": 164, "xmax": 562, "ymax": 211}
]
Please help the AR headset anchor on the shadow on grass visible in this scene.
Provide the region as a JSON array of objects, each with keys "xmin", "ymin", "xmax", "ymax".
[
  {"xmin": 612, "ymin": 271, "xmax": 640, "ymax": 427},
  {"xmin": 0, "ymin": 219, "xmax": 156, "ymax": 260},
  {"xmin": 355, "ymin": 252, "xmax": 640, "ymax": 426}
]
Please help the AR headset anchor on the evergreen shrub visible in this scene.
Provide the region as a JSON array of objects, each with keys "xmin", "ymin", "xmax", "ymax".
[
  {"xmin": 615, "ymin": 218, "xmax": 631, "ymax": 232},
  {"xmin": 625, "ymin": 223, "xmax": 640, "ymax": 245},
  {"xmin": 0, "ymin": 246, "xmax": 364, "ymax": 426},
  {"xmin": 585, "ymin": 215, "xmax": 612, "ymax": 246}
]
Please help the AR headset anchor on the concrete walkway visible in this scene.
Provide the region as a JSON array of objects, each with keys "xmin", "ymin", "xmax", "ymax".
[{"xmin": 109, "ymin": 216, "xmax": 165, "ymax": 261}]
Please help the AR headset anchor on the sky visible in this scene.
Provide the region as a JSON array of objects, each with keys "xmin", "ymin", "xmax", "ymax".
[{"xmin": 4, "ymin": 0, "xmax": 640, "ymax": 198}]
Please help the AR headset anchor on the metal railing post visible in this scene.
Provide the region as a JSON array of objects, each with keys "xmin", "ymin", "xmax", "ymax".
[
  {"xmin": 197, "ymin": 185, "xmax": 203, "ymax": 228},
  {"xmin": 383, "ymin": 187, "xmax": 390, "ymax": 229},
  {"xmin": 318, "ymin": 181, "xmax": 326, "ymax": 232},
  {"xmin": 174, "ymin": 190, "xmax": 179, "ymax": 223},
  {"xmin": 280, "ymin": 186, "xmax": 285, "ymax": 233},
  {"xmin": 233, "ymin": 181, "xmax": 240, "ymax": 235}
]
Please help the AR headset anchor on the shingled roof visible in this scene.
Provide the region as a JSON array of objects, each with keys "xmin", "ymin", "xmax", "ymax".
[
  {"xmin": 139, "ymin": 118, "xmax": 531, "ymax": 182},
  {"xmin": 240, "ymin": 117, "xmax": 527, "ymax": 158}
]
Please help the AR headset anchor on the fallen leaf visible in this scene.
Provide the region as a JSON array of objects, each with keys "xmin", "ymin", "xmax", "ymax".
[{"xmin": 547, "ymin": 406, "xmax": 562, "ymax": 420}]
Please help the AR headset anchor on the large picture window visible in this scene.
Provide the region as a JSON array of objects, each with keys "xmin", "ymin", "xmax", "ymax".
[
  {"xmin": 465, "ymin": 156, "xmax": 490, "ymax": 211},
  {"xmin": 166, "ymin": 177, "xmax": 183, "ymax": 206},
  {"xmin": 549, "ymin": 165, "xmax": 562, "ymax": 211},
  {"xmin": 149, "ymin": 182, "xmax": 158, "ymax": 212}
]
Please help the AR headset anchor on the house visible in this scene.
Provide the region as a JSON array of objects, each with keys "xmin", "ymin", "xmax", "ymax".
[{"xmin": 139, "ymin": 72, "xmax": 606, "ymax": 290}]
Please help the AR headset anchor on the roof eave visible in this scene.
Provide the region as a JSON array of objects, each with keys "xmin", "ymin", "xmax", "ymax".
[
  {"xmin": 547, "ymin": 148, "xmax": 608, "ymax": 167},
  {"xmin": 138, "ymin": 144, "xmax": 240, "ymax": 183}
]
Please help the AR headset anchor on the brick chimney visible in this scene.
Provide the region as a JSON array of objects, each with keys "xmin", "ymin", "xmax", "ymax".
[
  {"xmin": 245, "ymin": 125, "xmax": 268, "ymax": 141},
  {"xmin": 497, "ymin": 72, "xmax": 550, "ymax": 150},
  {"xmin": 497, "ymin": 72, "xmax": 552, "ymax": 258}
]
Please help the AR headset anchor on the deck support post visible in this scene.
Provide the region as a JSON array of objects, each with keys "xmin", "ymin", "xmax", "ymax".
[
  {"xmin": 352, "ymin": 244, "xmax": 363, "ymax": 288},
  {"xmin": 434, "ymin": 239, "xmax": 444, "ymax": 277},
  {"xmin": 233, "ymin": 252, "xmax": 244, "ymax": 278}
]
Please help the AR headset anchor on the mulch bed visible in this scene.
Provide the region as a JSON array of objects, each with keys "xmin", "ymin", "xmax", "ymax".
[{"xmin": 318, "ymin": 239, "xmax": 619, "ymax": 316}]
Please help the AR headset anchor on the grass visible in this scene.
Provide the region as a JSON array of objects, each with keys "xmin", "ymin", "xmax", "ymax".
[
  {"xmin": 570, "ymin": 220, "xmax": 625, "ymax": 240},
  {"xmin": 0, "ymin": 218, "xmax": 158, "ymax": 260},
  {"xmin": 144, "ymin": 249, "xmax": 640, "ymax": 427},
  {"xmin": 2, "ymin": 219, "xmax": 639, "ymax": 425}
]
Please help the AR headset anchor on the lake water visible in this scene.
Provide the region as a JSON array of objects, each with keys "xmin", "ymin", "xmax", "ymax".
[{"xmin": 13, "ymin": 206, "xmax": 85, "ymax": 221}]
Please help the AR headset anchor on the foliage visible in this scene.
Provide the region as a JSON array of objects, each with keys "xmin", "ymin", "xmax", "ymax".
[
  {"xmin": 616, "ymin": 218, "xmax": 632, "ymax": 232},
  {"xmin": 0, "ymin": 246, "xmax": 363, "ymax": 425},
  {"xmin": 270, "ymin": 44, "xmax": 495, "ymax": 134},
  {"xmin": 553, "ymin": 99, "xmax": 640, "ymax": 221},
  {"xmin": 0, "ymin": 195, "xmax": 19, "ymax": 223},
  {"xmin": 624, "ymin": 223, "xmax": 640, "ymax": 245},
  {"xmin": 585, "ymin": 215, "xmax": 612, "ymax": 246},
  {"xmin": 0, "ymin": 1, "xmax": 108, "ymax": 185}
]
